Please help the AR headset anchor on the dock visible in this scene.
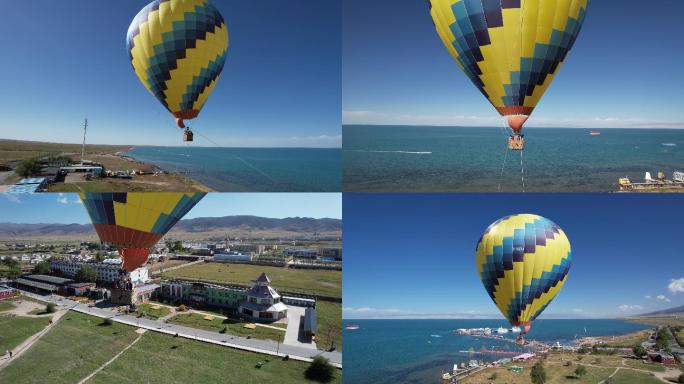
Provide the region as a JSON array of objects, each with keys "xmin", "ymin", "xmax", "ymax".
[{"xmin": 619, "ymin": 171, "xmax": 684, "ymax": 191}]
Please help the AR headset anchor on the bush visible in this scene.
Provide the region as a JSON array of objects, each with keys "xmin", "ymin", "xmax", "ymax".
[
  {"xmin": 530, "ymin": 360, "xmax": 546, "ymax": 384},
  {"xmin": 46, "ymin": 303, "xmax": 56, "ymax": 313},
  {"xmin": 15, "ymin": 158, "xmax": 42, "ymax": 177},
  {"xmin": 678, "ymin": 373, "xmax": 684, "ymax": 384},
  {"xmin": 489, "ymin": 372, "xmax": 498, "ymax": 380},
  {"xmin": 178, "ymin": 304, "xmax": 187, "ymax": 312},
  {"xmin": 75, "ymin": 266, "xmax": 97, "ymax": 283},
  {"xmin": 102, "ymin": 318, "xmax": 113, "ymax": 326},
  {"xmin": 574, "ymin": 365, "xmax": 587, "ymax": 378},
  {"xmin": 33, "ymin": 261, "xmax": 51, "ymax": 275},
  {"xmin": 305, "ymin": 356, "xmax": 335, "ymax": 383},
  {"xmin": 633, "ymin": 345, "xmax": 647, "ymax": 358}
]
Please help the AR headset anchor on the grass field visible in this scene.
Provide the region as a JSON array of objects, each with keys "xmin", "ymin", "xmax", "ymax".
[
  {"xmin": 599, "ymin": 329, "xmax": 651, "ymax": 348},
  {"xmin": 87, "ymin": 330, "xmax": 340, "ymax": 384},
  {"xmin": 147, "ymin": 259, "xmax": 189, "ymax": 273},
  {"xmin": 628, "ymin": 316, "xmax": 684, "ymax": 327},
  {"xmin": 622, "ymin": 359, "xmax": 666, "ymax": 372},
  {"xmin": 609, "ymin": 369, "xmax": 663, "ymax": 384},
  {"xmin": 161, "ymin": 262, "xmax": 341, "ymax": 298},
  {"xmin": 676, "ymin": 330, "xmax": 684, "ymax": 347},
  {"xmin": 316, "ymin": 301, "xmax": 342, "ymax": 352},
  {"xmin": 168, "ymin": 313, "xmax": 285, "ymax": 342},
  {"xmin": 136, "ymin": 303, "xmax": 171, "ymax": 320},
  {"xmin": 0, "ymin": 300, "xmax": 16, "ymax": 312},
  {"xmin": 0, "ymin": 315, "xmax": 49, "ymax": 352},
  {"xmin": 0, "ymin": 311, "xmax": 338, "ymax": 384},
  {"xmin": 0, "ymin": 312, "xmax": 139, "ymax": 384},
  {"xmin": 460, "ymin": 352, "xmax": 672, "ymax": 384}
]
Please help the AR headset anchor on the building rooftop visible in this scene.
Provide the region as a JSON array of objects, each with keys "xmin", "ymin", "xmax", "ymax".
[
  {"xmin": 246, "ymin": 284, "xmax": 280, "ymax": 300},
  {"xmin": 24, "ymin": 274, "xmax": 73, "ymax": 285},
  {"xmin": 16, "ymin": 278, "xmax": 58, "ymax": 292},
  {"xmin": 304, "ymin": 307, "xmax": 317, "ymax": 333},
  {"xmin": 240, "ymin": 300, "xmax": 288, "ymax": 313},
  {"xmin": 255, "ymin": 273, "xmax": 271, "ymax": 284}
]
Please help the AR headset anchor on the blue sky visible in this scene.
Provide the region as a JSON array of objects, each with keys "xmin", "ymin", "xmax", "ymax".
[
  {"xmin": 0, "ymin": 193, "xmax": 342, "ymax": 224},
  {"xmin": 343, "ymin": 193, "xmax": 684, "ymax": 319},
  {"xmin": 343, "ymin": 0, "xmax": 684, "ymax": 129},
  {"xmin": 0, "ymin": 0, "xmax": 341, "ymax": 147}
]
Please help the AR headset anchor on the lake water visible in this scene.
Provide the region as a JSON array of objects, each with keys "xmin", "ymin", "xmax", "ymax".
[
  {"xmin": 343, "ymin": 126, "xmax": 684, "ymax": 192},
  {"xmin": 343, "ymin": 319, "xmax": 650, "ymax": 384},
  {"xmin": 125, "ymin": 147, "xmax": 341, "ymax": 192}
]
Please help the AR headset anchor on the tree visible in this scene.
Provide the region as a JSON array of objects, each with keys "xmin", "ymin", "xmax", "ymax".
[
  {"xmin": 33, "ymin": 261, "xmax": 51, "ymax": 275},
  {"xmin": 46, "ymin": 303, "xmax": 56, "ymax": 313},
  {"xmin": 15, "ymin": 158, "xmax": 42, "ymax": 177},
  {"xmin": 305, "ymin": 356, "xmax": 335, "ymax": 383},
  {"xmin": 94, "ymin": 252, "xmax": 105, "ymax": 262},
  {"xmin": 530, "ymin": 360, "xmax": 546, "ymax": 384},
  {"xmin": 75, "ymin": 265, "xmax": 97, "ymax": 283},
  {"xmin": 6, "ymin": 264, "xmax": 21, "ymax": 280},
  {"xmin": 633, "ymin": 345, "xmax": 647, "ymax": 358},
  {"xmin": 574, "ymin": 365, "xmax": 587, "ymax": 379},
  {"xmin": 102, "ymin": 318, "xmax": 113, "ymax": 326},
  {"xmin": 172, "ymin": 241, "xmax": 183, "ymax": 252}
]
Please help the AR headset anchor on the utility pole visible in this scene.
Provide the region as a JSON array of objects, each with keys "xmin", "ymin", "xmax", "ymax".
[{"xmin": 81, "ymin": 118, "xmax": 89, "ymax": 164}]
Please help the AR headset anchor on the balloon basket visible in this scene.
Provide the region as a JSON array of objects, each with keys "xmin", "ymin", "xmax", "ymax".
[
  {"xmin": 516, "ymin": 334, "xmax": 526, "ymax": 345},
  {"xmin": 183, "ymin": 129, "xmax": 194, "ymax": 142},
  {"xmin": 508, "ymin": 134, "xmax": 525, "ymax": 151}
]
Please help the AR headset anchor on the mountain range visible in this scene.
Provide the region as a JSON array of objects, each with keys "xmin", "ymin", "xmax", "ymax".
[
  {"xmin": 638, "ymin": 305, "xmax": 684, "ymax": 317},
  {"xmin": 0, "ymin": 216, "xmax": 341, "ymax": 240}
]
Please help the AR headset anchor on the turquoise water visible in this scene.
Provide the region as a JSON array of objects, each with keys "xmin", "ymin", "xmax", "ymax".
[
  {"xmin": 343, "ymin": 319, "xmax": 650, "ymax": 384},
  {"xmin": 125, "ymin": 147, "xmax": 341, "ymax": 192},
  {"xmin": 343, "ymin": 126, "xmax": 684, "ymax": 192}
]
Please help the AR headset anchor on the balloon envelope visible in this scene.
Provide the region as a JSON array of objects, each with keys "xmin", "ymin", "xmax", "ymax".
[
  {"xmin": 430, "ymin": 0, "xmax": 589, "ymax": 131},
  {"xmin": 80, "ymin": 192, "xmax": 205, "ymax": 271},
  {"xmin": 475, "ymin": 214, "xmax": 571, "ymax": 331},
  {"xmin": 127, "ymin": 0, "xmax": 229, "ymax": 128}
]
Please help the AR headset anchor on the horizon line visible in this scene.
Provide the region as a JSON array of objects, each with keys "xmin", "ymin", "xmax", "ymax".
[{"xmin": 341, "ymin": 124, "xmax": 684, "ymax": 130}]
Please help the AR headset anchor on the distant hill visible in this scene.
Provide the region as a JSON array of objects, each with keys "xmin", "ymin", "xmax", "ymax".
[
  {"xmin": 0, "ymin": 216, "xmax": 341, "ymax": 240},
  {"xmin": 637, "ymin": 305, "xmax": 684, "ymax": 317}
]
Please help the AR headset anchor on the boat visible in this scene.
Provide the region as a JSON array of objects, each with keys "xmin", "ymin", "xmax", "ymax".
[
  {"xmin": 483, "ymin": 328, "xmax": 492, "ymax": 335},
  {"xmin": 510, "ymin": 326, "xmax": 522, "ymax": 333},
  {"xmin": 589, "ymin": 130, "xmax": 601, "ymax": 136},
  {"xmin": 345, "ymin": 324, "xmax": 360, "ymax": 330},
  {"xmin": 495, "ymin": 327, "xmax": 509, "ymax": 334}
]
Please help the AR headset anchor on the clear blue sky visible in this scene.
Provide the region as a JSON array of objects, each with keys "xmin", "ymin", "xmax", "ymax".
[
  {"xmin": 0, "ymin": 0, "xmax": 341, "ymax": 147},
  {"xmin": 343, "ymin": 193, "xmax": 684, "ymax": 319},
  {"xmin": 0, "ymin": 193, "xmax": 341, "ymax": 224},
  {"xmin": 343, "ymin": 0, "xmax": 684, "ymax": 129}
]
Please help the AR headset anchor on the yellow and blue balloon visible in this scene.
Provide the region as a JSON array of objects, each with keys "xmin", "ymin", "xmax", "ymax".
[
  {"xmin": 127, "ymin": 0, "xmax": 229, "ymax": 129},
  {"xmin": 476, "ymin": 214, "xmax": 571, "ymax": 335}
]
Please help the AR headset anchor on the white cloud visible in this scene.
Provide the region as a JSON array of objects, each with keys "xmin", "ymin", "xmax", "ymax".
[
  {"xmin": 619, "ymin": 304, "xmax": 644, "ymax": 312},
  {"xmin": 668, "ymin": 278, "xmax": 684, "ymax": 294},
  {"xmin": 57, "ymin": 193, "xmax": 69, "ymax": 205},
  {"xmin": 72, "ymin": 197, "xmax": 83, "ymax": 204},
  {"xmin": 572, "ymin": 308, "xmax": 584, "ymax": 313},
  {"xmin": 656, "ymin": 295, "xmax": 671, "ymax": 303},
  {"xmin": 342, "ymin": 109, "xmax": 684, "ymax": 129},
  {"xmin": 644, "ymin": 295, "xmax": 652, "ymax": 299}
]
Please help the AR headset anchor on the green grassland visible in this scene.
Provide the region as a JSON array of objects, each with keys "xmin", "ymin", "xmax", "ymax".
[
  {"xmin": 167, "ymin": 313, "xmax": 285, "ymax": 342},
  {"xmin": 136, "ymin": 303, "xmax": 171, "ymax": 320},
  {"xmin": 627, "ymin": 316, "xmax": 684, "ymax": 327},
  {"xmin": 88, "ymin": 330, "xmax": 340, "ymax": 384},
  {"xmin": 0, "ymin": 311, "xmax": 336, "ymax": 384},
  {"xmin": 0, "ymin": 315, "xmax": 49, "ymax": 352},
  {"xmin": 0, "ymin": 300, "xmax": 16, "ymax": 312},
  {"xmin": 0, "ymin": 312, "xmax": 139, "ymax": 384},
  {"xmin": 161, "ymin": 262, "xmax": 341, "ymax": 298},
  {"xmin": 316, "ymin": 301, "xmax": 342, "ymax": 352}
]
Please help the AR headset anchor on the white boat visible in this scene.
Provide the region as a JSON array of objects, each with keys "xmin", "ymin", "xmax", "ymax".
[
  {"xmin": 345, "ymin": 324, "xmax": 360, "ymax": 330},
  {"xmin": 484, "ymin": 328, "xmax": 492, "ymax": 335},
  {"xmin": 510, "ymin": 326, "xmax": 522, "ymax": 333},
  {"xmin": 496, "ymin": 327, "xmax": 509, "ymax": 334}
]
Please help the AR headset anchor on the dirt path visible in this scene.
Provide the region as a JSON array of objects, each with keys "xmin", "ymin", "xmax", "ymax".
[
  {"xmin": 580, "ymin": 358, "xmax": 681, "ymax": 384},
  {"xmin": 77, "ymin": 328, "xmax": 146, "ymax": 384},
  {"xmin": 4, "ymin": 300, "xmax": 51, "ymax": 318},
  {"xmin": 0, "ymin": 310, "xmax": 66, "ymax": 370}
]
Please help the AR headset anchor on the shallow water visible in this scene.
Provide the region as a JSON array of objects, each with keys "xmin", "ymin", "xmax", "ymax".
[
  {"xmin": 125, "ymin": 147, "xmax": 341, "ymax": 192},
  {"xmin": 343, "ymin": 126, "xmax": 684, "ymax": 192},
  {"xmin": 343, "ymin": 319, "xmax": 649, "ymax": 384}
]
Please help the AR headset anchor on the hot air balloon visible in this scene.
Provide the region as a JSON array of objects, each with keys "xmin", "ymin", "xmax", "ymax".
[
  {"xmin": 126, "ymin": 0, "xmax": 229, "ymax": 142},
  {"xmin": 475, "ymin": 214, "xmax": 571, "ymax": 344},
  {"xmin": 430, "ymin": 0, "xmax": 589, "ymax": 150},
  {"xmin": 80, "ymin": 192, "xmax": 205, "ymax": 272}
]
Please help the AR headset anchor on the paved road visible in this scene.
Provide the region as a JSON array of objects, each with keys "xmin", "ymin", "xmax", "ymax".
[
  {"xmin": 17, "ymin": 290, "xmax": 342, "ymax": 367},
  {"xmin": 284, "ymin": 305, "xmax": 317, "ymax": 349}
]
